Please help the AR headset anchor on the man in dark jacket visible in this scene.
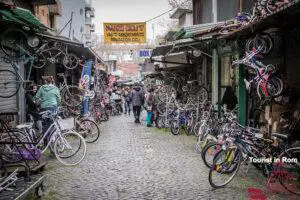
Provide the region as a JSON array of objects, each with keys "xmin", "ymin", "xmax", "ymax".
[
  {"xmin": 130, "ymin": 85, "xmax": 144, "ymax": 123},
  {"xmin": 25, "ymin": 84, "xmax": 42, "ymax": 135}
]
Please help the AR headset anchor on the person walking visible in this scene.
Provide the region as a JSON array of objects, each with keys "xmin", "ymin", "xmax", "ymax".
[
  {"xmin": 123, "ymin": 87, "xmax": 132, "ymax": 115},
  {"xmin": 130, "ymin": 84, "xmax": 144, "ymax": 123},
  {"xmin": 35, "ymin": 76, "xmax": 61, "ymax": 132},
  {"xmin": 145, "ymin": 88, "xmax": 155, "ymax": 127}
]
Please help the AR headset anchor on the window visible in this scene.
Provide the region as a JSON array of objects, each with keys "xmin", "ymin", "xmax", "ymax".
[
  {"xmin": 217, "ymin": 0, "xmax": 239, "ymax": 21},
  {"xmin": 42, "ymin": 9, "xmax": 45, "ymax": 16},
  {"xmin": 80, "ymin": 9, "xmax": 83, "ymax": 15},
  {"xmin": 202, "ymin": 0, "xmax": 212, "ymax": 23},
  {"xmin": 242, "ymin": 0, "xmax": 254, "ymax": 13}
]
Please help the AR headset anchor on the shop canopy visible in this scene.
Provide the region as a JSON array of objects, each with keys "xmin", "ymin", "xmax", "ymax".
[
  {"xmin": 172, "ymin": 22, "xmax": 224, "ymax": 40},
  {"xmin": 0, "ymin": 7, "xmax": 48, "ymax": 30}
]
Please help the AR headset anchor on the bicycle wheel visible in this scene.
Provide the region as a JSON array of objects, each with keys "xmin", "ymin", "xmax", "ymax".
[
  {"xmin": 208, "ymin": 149, "xmax": 242, "ymax": 188},
  {"xmin": 63, "ymin": 53, "xmax": 79, "ymax": 69},
  {"xmin": 170, "ymin": 118, "xmax": 180, "ymax": 135},
  {"xmin": 76, "ymin": 119, "xmax": 100, "ymax": 143},
  {"xmin": 62, "ymin": 86, "xmax": 84, "ymax": 107},
  {"xmin": 54, "ymin": 131, "xmax": 86, "ymax": 166},
  {"xmin": 255, "ymin": 33, "xmax": 273, "ymax": 54},
  {"xmin": 278, "ymin": 146, "xmax": 300, "ymax": 195},
  {"xmin": 0, "ymin": 28, "xmax": 28, "ymax": 59},
  {"xmin": 201, "ymin": 142, "xmax": 222, "ymax": 168},
  {"xmin": 158, "ymin": 85, "xmax": 175, "ymax": 103},
  {"xmin": 265, "ymin": 0, "xmax": 285, "ymax": 14},
  {"xmin": 157, "ymin": 116, "xmax": 166, "ymax": 128},
  {"xmin": 246, "ymin": 36, "xmax": 267, "ymax": 53},
  {"xmin": 0, "ymin": 70, "xmax": 20, "ymax": 98},
  {"xmin": 265, "ymin": 76, "xmax": 283, "ymax": 97},
  {"xmin": 32, "ymin": 52, "xmax": 48, "ymax": 69}
]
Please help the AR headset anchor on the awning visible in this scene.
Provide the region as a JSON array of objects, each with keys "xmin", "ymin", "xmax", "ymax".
[
  {"xmin": 0, "ymin": 7, "xmax": 48, "ymax": 30},
  {"xmin": 173, "ymin": 22, "xmax": 224, "ymax": 40},
  {"xmin": 151, "ymin": 38, "xmax": 213, "ymax": 69},
  {"xmin": 164, "ymin": 38, "xmax": 213, "ymax": 58},
  {"xmin": 36, "ymin": 32, "xmax": 84, "ymax": 46},
  {"xmin": 219, "ymin": 0, "xmax": 300, "ymax": 40},
  {"xmin": 151, "ymin": 44, "xmax": 174, "ymax": 58}
]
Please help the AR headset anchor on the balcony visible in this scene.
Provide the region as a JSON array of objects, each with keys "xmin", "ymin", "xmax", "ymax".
[{"xmin": 91, "ymin": 24, "xmax": 95, "ymax": 32}]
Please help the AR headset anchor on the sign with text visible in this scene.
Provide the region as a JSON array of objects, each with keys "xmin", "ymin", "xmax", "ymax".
[
  {"xmin": 104, "ymin": 22, "xmax": 146, "ymax": 44},
  {"xmin": 139, "ymin": 49, "xmax": 152, "ymax": 58}
]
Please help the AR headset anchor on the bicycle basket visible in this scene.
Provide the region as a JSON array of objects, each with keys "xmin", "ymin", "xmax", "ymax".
[{"xmin": 18, "ymin": 147, "xmax": 42, "ymax": 161}]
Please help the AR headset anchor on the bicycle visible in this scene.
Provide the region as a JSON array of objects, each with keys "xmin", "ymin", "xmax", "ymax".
[
  {"xmin": 0, "ymin": 26, "xmax": 79, "ymax": 70},
  {"xmin": 32, "ymin": 40, "xmax": 79, "ymax": 70},
  {"xmin": 232, "ymin": 46, "xmax": 283, "ymax": 99},
  {"xmin": 208, "ymin": 127, "xmax": 300, "ymax": 194},
  {"xmin": 57, "ymin": 73, "xmax": 84, "ymax": 108},
  {"xmin": 0, "ymin": 60, "xmax": 34, "ymax": 98},
  {"xmin": 73, "ymin": 114, "xmax": 100, "ymax": 143},
  {"xmin": 13, "ymin": 110, "xmax": 87, "ymax": 166}
]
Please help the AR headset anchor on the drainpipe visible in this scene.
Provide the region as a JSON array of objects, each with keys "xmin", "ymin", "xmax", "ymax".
[{"xmin": 212, "ymin": 0, "xmax": 219, "ymax": 107}]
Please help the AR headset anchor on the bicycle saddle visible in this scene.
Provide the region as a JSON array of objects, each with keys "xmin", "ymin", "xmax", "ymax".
[
  {"xmin": 272, "ymin": 133, "xmax": 289, "ymax": 140},
  {"xmin": 16, "ymin": 123, "xmax": 33, "ymax": 129}
]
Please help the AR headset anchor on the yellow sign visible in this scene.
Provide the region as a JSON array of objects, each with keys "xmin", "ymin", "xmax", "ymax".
[{"xmin": 104, "ymin": 22, "xmax": 146, "ymax": 44}]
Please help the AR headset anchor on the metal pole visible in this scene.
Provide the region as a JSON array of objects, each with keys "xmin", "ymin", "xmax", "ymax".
[
  {"xmin": 69, "ymin": 12, "xmax": 74, "ymax": 39},
  {"xmin": 212, "ymin": 0, "xmax": 218, "ymax": 23}
]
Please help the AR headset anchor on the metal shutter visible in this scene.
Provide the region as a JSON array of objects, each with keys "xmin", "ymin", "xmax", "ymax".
[{"xmin": 0, "ymin": 52, "xmax": 18, "ymax": 113}]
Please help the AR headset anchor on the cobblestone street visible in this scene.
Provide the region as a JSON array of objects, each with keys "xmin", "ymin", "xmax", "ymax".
[{"xmin": 41, "ymin": 115, "xmax": 286, "ymax": 200}]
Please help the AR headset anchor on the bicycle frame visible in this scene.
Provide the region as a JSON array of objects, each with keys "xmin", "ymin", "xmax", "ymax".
[{"xmin": 27, "ymin": 114, "xmax": 66, "ymax": 154}]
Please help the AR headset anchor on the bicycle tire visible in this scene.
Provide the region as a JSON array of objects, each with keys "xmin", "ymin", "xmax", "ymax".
[
  {"xmin": 265, "ymin": 0, "xmax": 288, "ymax": 14},
  {"xmin": 62, "ymin": 86, "xmax": 84, "ymax": 107},
  {"xmin": 255, "ymin": 33, "xmax": 273, "ymax": 54},
  {"xmin": 278, "ymin": 146, "xmax": 300, "ymax": 195},
  {"xmin": 201, "ymin": 142, "xmax": 222, "ymax": 168},
  {"xmin": 63, "ymin": 53, "xmax": 79, "ymax": 69},
  {"xmin": 0, "ymin": 28, "xmax": 28, "ymax": 59},
  {"xmin": 0, "ymin": 70, "xmax": 21, "ymax": 98},
  {"xmin": 76, "ymin": 118, "xmax": 100, "ymax": 143},
  {"xmin": 170, "ymin": 118, "xmax": 180, "ymax": 135},
  {"xmin": 266, "ymin": 76, "xmax": 283, "ymax": 97},
  {"xmin": 54, "ymin": 131, "xmax": 87, "ymax": 166},
  {"xmin": 208, "ymin": 149, "xmax": 242, "ymax": 188},
  {"xmin": 32, "ymin": 52, "xmax": 48, "ymax": 69}
]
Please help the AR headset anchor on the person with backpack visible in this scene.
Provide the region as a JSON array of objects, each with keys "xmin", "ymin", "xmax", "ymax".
[
  {"xmin": 130, "ymin": 84, "xmax": 144, "ymax": 123},
  {"xmin": 35, "ymin": 76, "xmax": 61, "ymax": 132}
]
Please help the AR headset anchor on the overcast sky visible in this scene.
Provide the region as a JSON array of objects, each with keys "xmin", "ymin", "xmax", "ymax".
[{"xmin": 91, "ymin": 0, "xmax": 173, "ymax": 40}]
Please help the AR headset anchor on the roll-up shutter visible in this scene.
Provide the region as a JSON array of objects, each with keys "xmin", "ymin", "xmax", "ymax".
[{"xmin": 0, "ymin": 52, "xmax": 18, "ymax": 113}]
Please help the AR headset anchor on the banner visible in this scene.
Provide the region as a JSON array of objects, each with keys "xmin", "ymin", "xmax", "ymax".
[{"xmin": 104, "ymin": 22, "xmax": 146, "ymax": 44}]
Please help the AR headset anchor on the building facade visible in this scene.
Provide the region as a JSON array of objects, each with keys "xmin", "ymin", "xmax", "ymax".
[{"xmin": 56, "ymin": 0, "xmax": 95, "ymax": 46}]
